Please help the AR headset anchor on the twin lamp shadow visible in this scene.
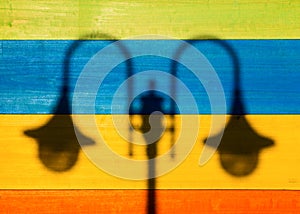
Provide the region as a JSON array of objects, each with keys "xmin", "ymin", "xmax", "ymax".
[{"xmin": 23, "ymin": 39, "xmax": 274, "ymax": 176}]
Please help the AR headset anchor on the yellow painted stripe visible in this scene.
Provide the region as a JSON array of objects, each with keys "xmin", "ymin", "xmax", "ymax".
[
  {"xmin": 0, "ymin": 0, "xmax": 299, "ymax": 39},
  {"xmin": 0, "ymin": 115, "xmax": 299, "ymax": 189}
]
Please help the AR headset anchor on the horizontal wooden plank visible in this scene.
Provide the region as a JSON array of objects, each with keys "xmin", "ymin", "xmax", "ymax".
[
  {"xmin": 0, "ymin": 0, "xmax": 299, "ymax": 39},
  {"xmin": 0, "ymin": 115, "xmax": 299, "ymax": 189},
  {"xmin": 0, "ymin": 190, "xmax": 299, "ymax": 213},
  {"xmin": 1, "ymin": 40, "xmax": 299, "ymax": 114}
]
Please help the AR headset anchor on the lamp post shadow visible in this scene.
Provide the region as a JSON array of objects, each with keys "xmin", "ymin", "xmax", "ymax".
[{"xmin": 131, "ymin": 82, "xmax": 166, "ymax": 214}]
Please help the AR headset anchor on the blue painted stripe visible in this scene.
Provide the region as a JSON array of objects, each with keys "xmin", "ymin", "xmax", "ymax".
[{"xmin": 0, "ymin": 40, "xmax": 299, "ymax": 114}]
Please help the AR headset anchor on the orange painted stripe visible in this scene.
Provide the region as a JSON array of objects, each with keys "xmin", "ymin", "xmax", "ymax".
[{"xmin": 0, "ymin": 190, "xmax": 299, "ymax": 213}]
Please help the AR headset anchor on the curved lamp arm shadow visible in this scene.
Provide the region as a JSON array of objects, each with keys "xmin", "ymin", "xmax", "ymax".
[
  {"xmin": 171, "ymin": 35, "xmax": 274, "ymax": 176},
  {"xmin": 23, "ymin": 32, "xmax": 132, "ymax": 172}
]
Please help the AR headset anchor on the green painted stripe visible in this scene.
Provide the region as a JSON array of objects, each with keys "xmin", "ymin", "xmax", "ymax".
[{"xmin": 0, "ymin": 0, "xmax": 299, "ymax": 39}]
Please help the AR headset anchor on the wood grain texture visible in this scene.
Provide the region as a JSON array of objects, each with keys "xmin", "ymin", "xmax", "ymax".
[
  {"xmin": 0, "ymin": 1, "xmax": 299, "ymax": 212},
  {"xmin": 0, "ymin": 190, "xmax": 299, "ymax": 213},
  {"xmin": 0, "ymin": 0, "xmax": 299, "ymax": 39},
  {"xmin": 0, "ymin": 115, "xmax": 299, "ymax": 189},
  {"xmin": 1, "ymin": 40, "xmax": 299, "ymax": 114}
]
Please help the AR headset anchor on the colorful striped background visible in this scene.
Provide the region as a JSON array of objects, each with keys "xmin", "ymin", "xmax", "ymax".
[{"xmin": 1, "ymin": 0, "xmax": 300, "ymax": 213}]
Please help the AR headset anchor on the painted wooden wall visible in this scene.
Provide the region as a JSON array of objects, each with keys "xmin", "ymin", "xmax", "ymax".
[{"xmin": 1, "ymin": 0, "xmax": 300, "ymax": 213}]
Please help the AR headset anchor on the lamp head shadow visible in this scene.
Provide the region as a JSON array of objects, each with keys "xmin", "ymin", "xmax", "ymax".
[
  {"xmin": 24, "ymin": 116, "xmax": 94, "ymax": 172},
  {"xmin": 24, "ymin": 89, "xmax": 94, "ymax": 172},
  {"xmin": 204, "ymin": 115, "xmax": 274, "ymax": 176}
]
